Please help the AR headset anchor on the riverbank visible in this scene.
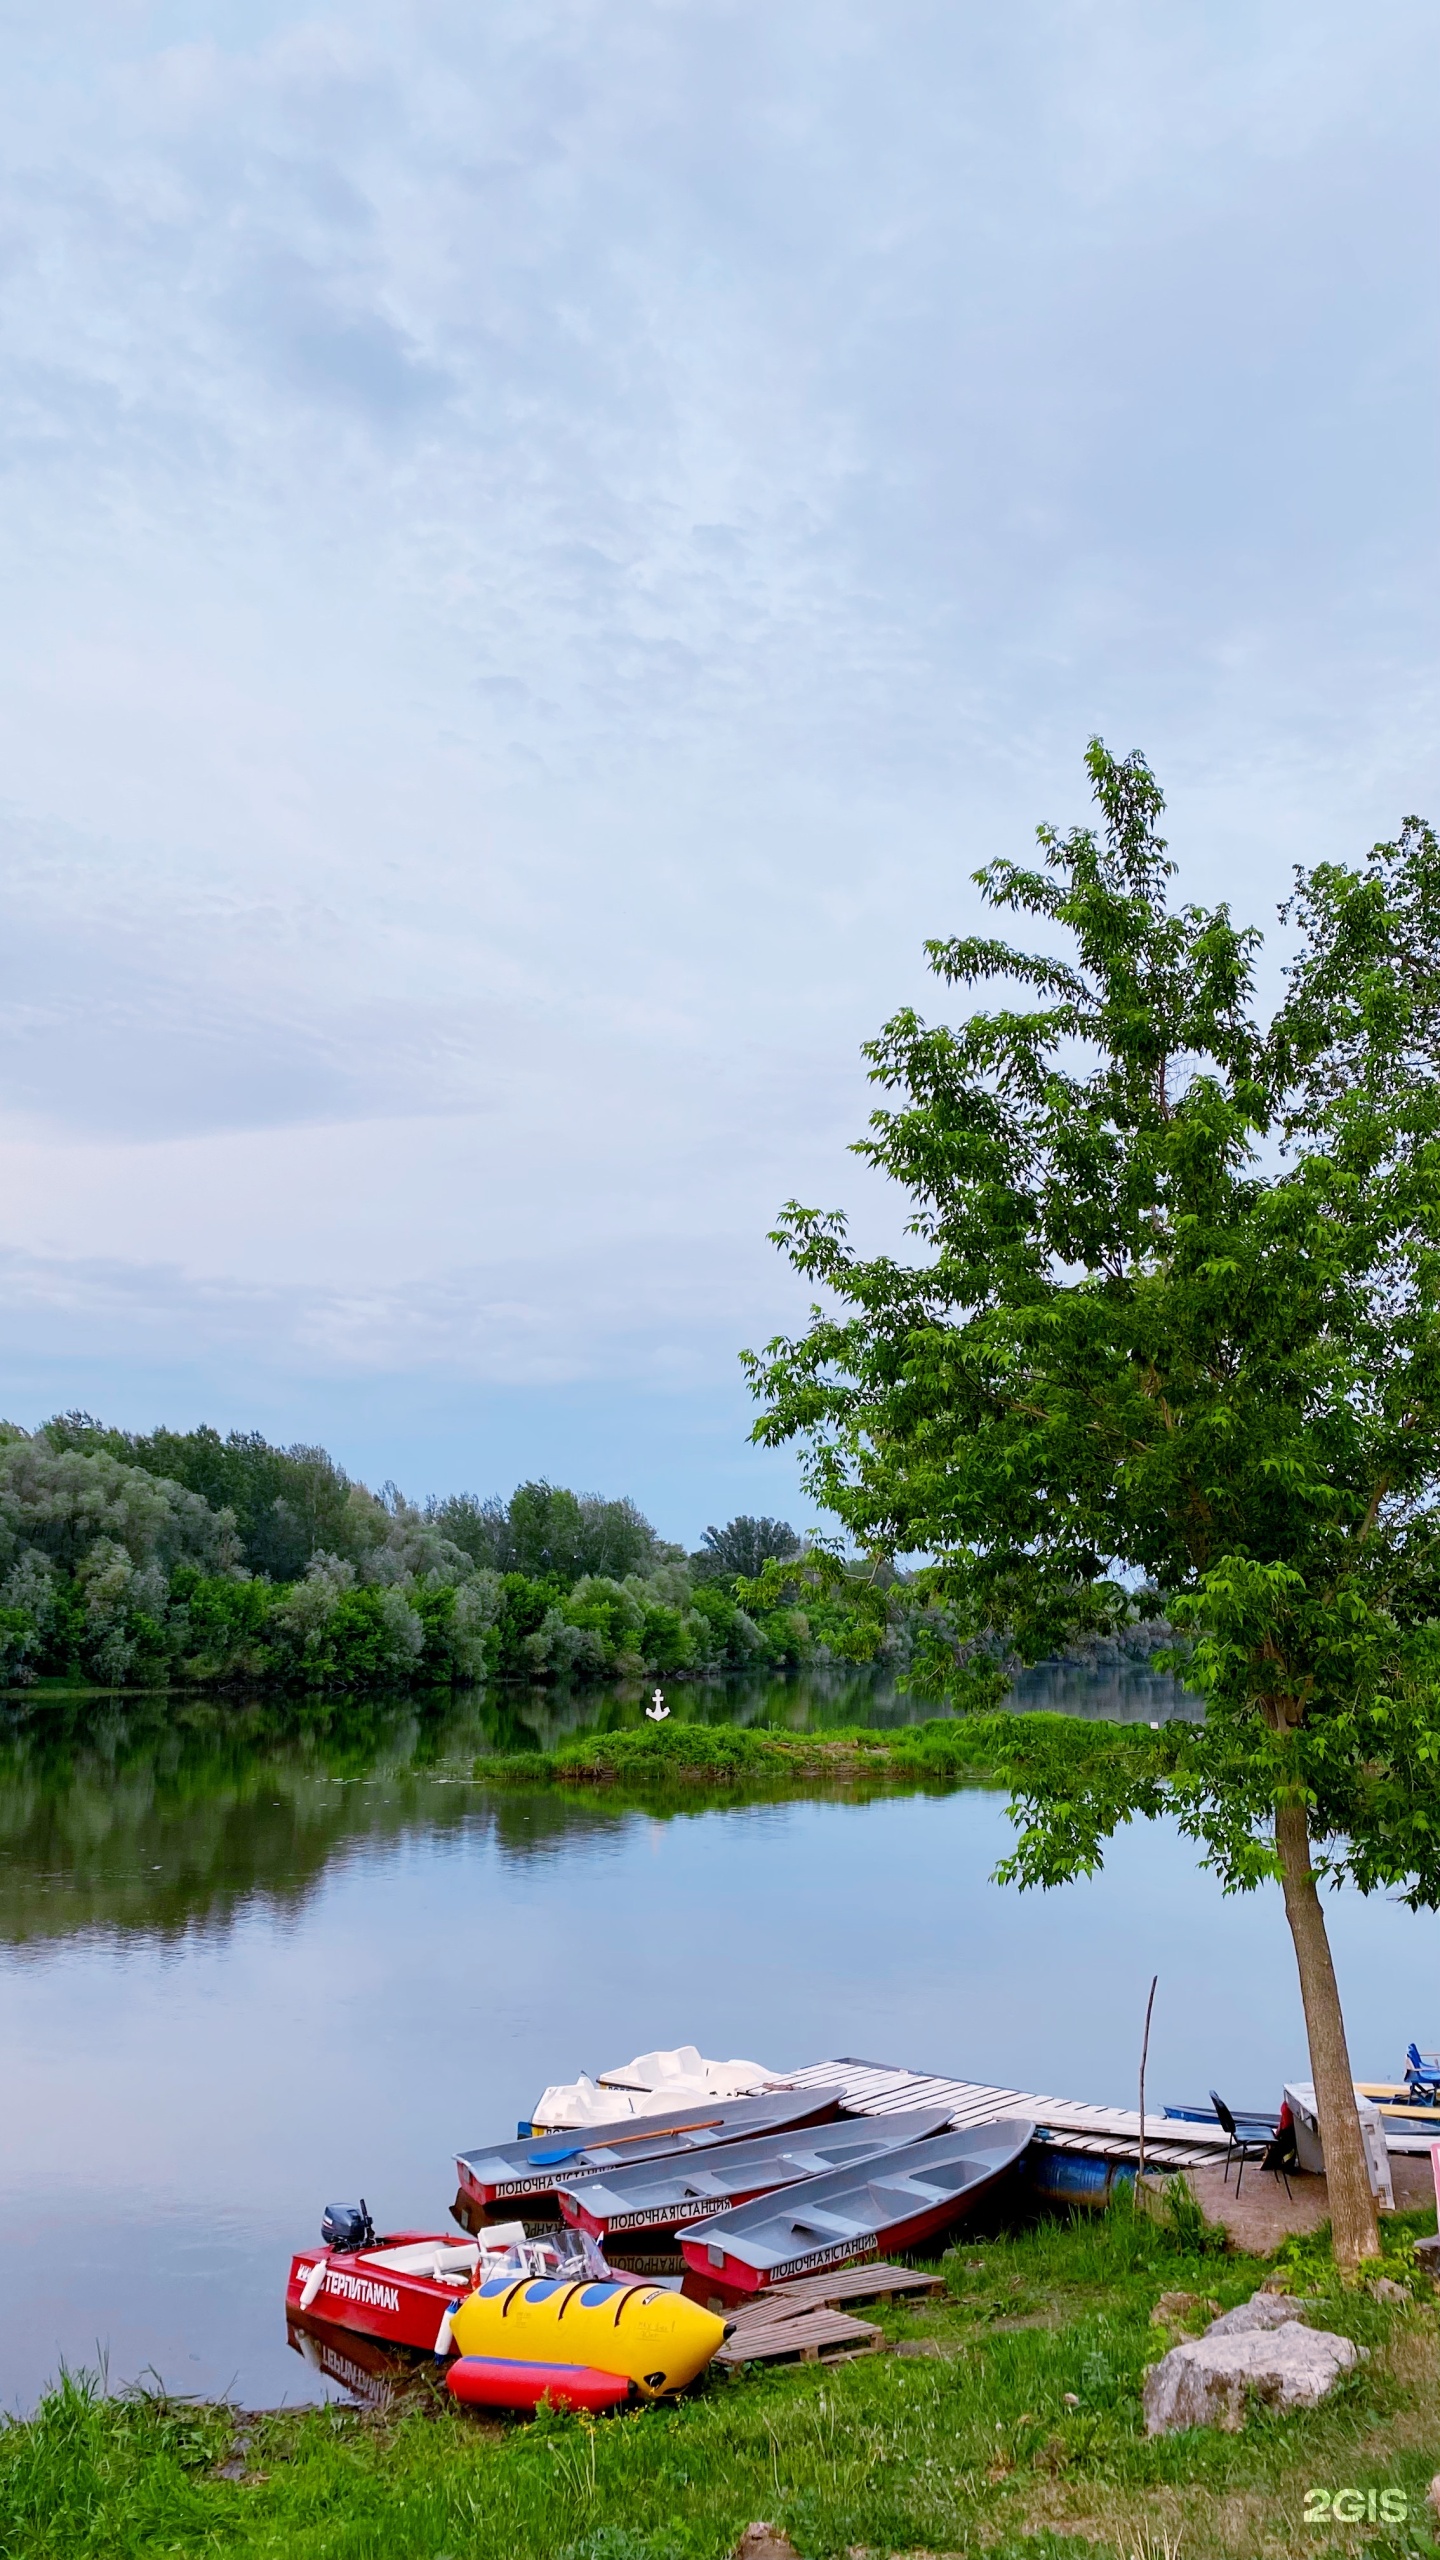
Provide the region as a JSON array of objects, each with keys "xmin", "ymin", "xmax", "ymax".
[{"xmin": 5, "ymin": 2202, "xmax": 1436, "ymax": 2560}]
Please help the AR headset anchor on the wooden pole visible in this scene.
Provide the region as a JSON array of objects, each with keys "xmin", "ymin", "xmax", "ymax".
[{"xmin": 1137, "ymin": 1974, "xmax": 1158, "ymax": 2187}]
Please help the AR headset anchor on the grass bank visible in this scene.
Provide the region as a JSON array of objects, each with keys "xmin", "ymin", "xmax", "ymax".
[
  {"xmin": 472, "ymin": 1710, "xmax": 1176, "ymax": 1797},
  {"xmin": 6, "ymin": 2202, "xmax": 1437, "ymax": 2560}
]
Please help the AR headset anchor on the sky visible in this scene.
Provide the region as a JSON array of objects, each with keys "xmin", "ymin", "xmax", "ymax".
[{"xmin": 0, "ymin": 0, "xmax": 1435, "ymax": 1543}]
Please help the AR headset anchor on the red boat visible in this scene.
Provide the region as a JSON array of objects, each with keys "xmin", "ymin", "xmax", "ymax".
[
  {"xmin": 455, "ymin": 2089, "xmax": 839, "ymax": 2219},
  {"xmin": 678, "ymin": 2118, "xmax": 1034, "ymax": 2295},
  {"xmin": 286, "ymin": 2229, "xmax": 489, "ymax": 2355}
]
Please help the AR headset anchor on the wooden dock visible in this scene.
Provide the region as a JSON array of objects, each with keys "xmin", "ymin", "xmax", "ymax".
[{"xmin": 777, "ymin": 2055, "xmax": 1233, "ymax": 2173}]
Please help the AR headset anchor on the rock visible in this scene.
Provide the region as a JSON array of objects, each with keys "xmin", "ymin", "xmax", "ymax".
[
  {"xmin": 1205, "ymin": 2290, "xmax": 1314, "ymax": 2336},
  {"xmin": 1143, "ymin": 2325, "xmax": 1359, "ymax": 2434},
  {"xmin": 731, "ymin": 2529, "xmax": 803, "ymax": 2560},
  {"xmin": 1151, "ymin": 2290, "xmax": 1221, "ymax": 2327},
  {"xmin": 1367, "ymin": 2276, "xmax": 1409, "ymax": 2304}
]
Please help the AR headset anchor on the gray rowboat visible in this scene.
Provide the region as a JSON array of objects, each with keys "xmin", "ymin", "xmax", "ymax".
[
  {"xmin": 558, "ymin": 2106, "xmax": 954, "ymax": 2240},
  {"xmin": 456, "ymin": 2088, "xmax": 842, "ymax": 2214},
  {"xmin": 678, "ymin": 2117, "xmax": 1035, "ymax": 2293}
]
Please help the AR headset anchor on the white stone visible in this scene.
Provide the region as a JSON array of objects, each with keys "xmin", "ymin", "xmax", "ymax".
[
  {"xmin": 1143, "ymin": 2324, "xmax": 1359, "ymax": 2433},
  {"xmin": 1205, "ymin": 2292, "xmax": 1314, "ymax": 2337}
]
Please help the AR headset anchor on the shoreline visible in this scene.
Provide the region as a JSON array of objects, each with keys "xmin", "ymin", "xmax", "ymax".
[{"xmin": 6, "ymin": 2203, "xmax": 1434, "ymax": 2559}]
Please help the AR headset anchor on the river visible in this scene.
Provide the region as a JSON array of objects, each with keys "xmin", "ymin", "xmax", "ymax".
[{"xmin": 1, "ymin": 1665, "xmax": 1434, "ymax": 2413}]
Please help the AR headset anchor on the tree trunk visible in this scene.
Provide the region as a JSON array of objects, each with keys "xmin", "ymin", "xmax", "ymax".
[{"xmin": 1274, "ymin": 1800, "xmax": 1381, "ymax": 2269}]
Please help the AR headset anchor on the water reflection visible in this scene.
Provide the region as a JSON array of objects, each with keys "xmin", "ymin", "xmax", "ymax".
[
  {"xmin": 0, "ymin": 1660, "xmax": 1199, "ymax": 1947},
  {"xmin": 0, "ymin": 1657, "xmax": 1229, "ymax": 2416},
  {"xmin": 487, "ymin": 1654, "xmax": 1201, "ymax": 1748},
  {"xmin": 1003, "ymin": 1658, "xmax": 1200, "ymax": 1723},
  {"xmin": 1, "ymin": 1659, "xmax": 1435, "ymax": 2420}
]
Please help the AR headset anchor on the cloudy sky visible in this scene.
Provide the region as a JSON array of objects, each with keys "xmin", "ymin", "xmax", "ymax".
[{"xmin": 0, "ymin": 0, "xmax": 1434, "ymax": 1538}]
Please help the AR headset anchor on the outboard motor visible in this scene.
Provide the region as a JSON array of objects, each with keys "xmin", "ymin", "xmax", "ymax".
[{"xmin": 321, "ymin": 2200, "xmax": 375, "ymax": 2253}]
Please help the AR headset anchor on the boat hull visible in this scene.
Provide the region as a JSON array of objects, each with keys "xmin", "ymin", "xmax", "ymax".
[
  {"xmin": 1162, "ymin": 2103, "xmax": 1279, "ymax": 2135},
  {"xmin": 678, "ymin": 2119, "xmax": 1034, "ymax": 2296},
  {"xmin": 286, "ymin": 2231, "xmax": 476, "ymax": 2355},
  {"xmin": 455, "ymin": 2089, "xmax": 840, "ymax": 2217},
  {"xmin": 447, "ymin": 2355, "xmax": 633, "ymax": 2414},
  {"xmin": 558, "ymin": 2107, "xmax": 953, "ymax": 2243},
  {"xmin": 681, "ymin": 2189, "xmax": 970, "ymax": 2293}
]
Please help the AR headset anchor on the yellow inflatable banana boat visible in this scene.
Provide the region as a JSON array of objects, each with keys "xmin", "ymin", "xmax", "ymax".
[{"xmin": 449, "ymin": 2273, "xmax": 726, "ymax": 2398}]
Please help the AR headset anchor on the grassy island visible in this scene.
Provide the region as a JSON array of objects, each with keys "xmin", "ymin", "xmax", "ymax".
[{"xmin": 471, "ymin": 1710, "xmax": 1179, "ymax": 1805}]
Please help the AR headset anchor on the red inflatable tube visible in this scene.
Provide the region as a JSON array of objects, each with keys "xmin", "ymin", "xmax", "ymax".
[{"xmin": 446, "ymin": 2356, "xmax": 635, "ymax": 2415}]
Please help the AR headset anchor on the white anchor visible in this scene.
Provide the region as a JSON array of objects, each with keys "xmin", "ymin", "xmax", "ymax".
[{"xmin": 646, "ymin": 1687, "xmax": 670, "ymax": 1722}]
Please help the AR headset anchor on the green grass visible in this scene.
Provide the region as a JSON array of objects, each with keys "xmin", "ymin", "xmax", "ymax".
[{"xmin": 5, "ymin": 2202, "xmax": 1438, "ymax": 2560}]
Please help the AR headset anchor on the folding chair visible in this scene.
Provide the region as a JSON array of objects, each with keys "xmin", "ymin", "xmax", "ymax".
[{"xmin": 1209, "ymin": 2090, "xmax": 1291, "ymax": 2198}]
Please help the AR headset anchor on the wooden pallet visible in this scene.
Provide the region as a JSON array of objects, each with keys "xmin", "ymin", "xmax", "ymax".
[
  {"xmin": 697, "ymin": 2260, "xmax": 945, "ymax": 2319},
  {"xmin": 761, "ymin": 2262, "xmax": 946, "ymax": 2313},
  {"xmin": 714, "ymin": 2304, "xmax": 881, "ymax": 2368},
  {"xmin": 710, "ymin": 2259, "xmax": 943, "ymax": 2368}
]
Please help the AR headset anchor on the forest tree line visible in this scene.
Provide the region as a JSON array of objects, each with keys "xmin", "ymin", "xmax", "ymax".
[{"xmin": 0, "ymin": 1417, "xmax": 897, "ymax": 1692}]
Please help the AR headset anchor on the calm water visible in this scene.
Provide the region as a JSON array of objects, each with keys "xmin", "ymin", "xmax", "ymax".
[{"xmin": 2, "ymin": 1665, "xmax": 1435, "ymax": 2414}]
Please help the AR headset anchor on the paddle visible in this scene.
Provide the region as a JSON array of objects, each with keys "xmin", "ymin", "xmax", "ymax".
[{"xmin": 529, "ymin": 2118, "xmax": 724, "ymax": 2166}]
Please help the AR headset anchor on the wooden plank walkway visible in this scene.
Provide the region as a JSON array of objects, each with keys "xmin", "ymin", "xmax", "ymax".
[{"xmin": 777, "ymin": 2055, "xmax": 1232, "ymax": 2173}]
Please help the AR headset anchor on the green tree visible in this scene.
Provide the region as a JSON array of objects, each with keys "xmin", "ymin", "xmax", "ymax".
[
  {"xmin": 41, "ymin": 1417, "xmax": 366, "ymax": 1578},
  {"xmin": 746, "ymin": 740, "xmax": 1440, "ymax": 2269},
  {"xmin": 504, "ymin": 1480, "xmax": 659, "ymax": 1583},
  {"xmin": 692, "ymin": 1515, "xmax": 801, "ymax": 1581}
]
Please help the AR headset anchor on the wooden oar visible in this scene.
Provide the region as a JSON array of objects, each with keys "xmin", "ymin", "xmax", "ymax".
[{"xmin": 530, "ymin": 2117, "xmax": 724, "ymax": 2166}]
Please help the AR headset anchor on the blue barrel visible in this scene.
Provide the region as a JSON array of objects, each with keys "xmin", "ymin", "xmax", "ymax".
[{"xmin": 1027, "ymin": 2146, "xmax": 1135, "ymax": 2208}]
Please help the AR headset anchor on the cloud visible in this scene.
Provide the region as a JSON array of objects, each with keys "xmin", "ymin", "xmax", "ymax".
[
  {"xmin": 0, "ymin": 0, "xmax": 1434, "ymax": 1496},
  {"xmin": 0, "ymin": 1229, "xmax": 799, "ymax": 1388}
]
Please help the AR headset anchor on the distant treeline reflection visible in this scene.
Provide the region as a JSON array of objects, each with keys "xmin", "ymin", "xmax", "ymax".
[{"xmin": 0, "ymin": 1653, "xmax": 1201, "ymax": 1950}]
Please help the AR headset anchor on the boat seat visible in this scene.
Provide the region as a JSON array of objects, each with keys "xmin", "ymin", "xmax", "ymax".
[{"xmin": 360, "ymin": 2242, "xmax": 481, "ymax": 2278}]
